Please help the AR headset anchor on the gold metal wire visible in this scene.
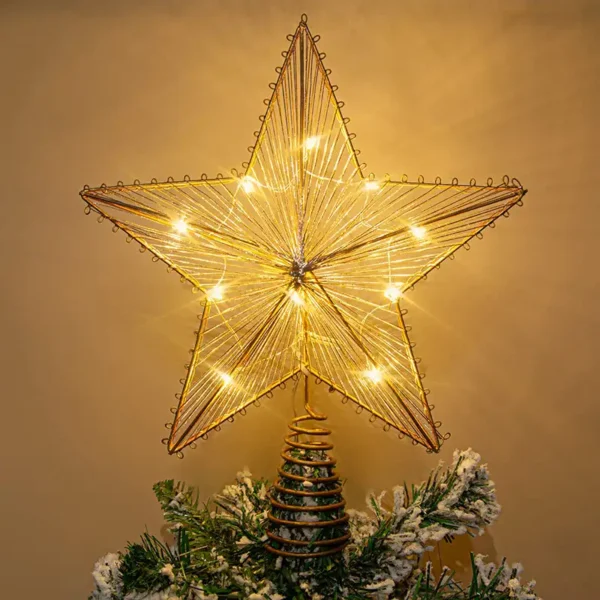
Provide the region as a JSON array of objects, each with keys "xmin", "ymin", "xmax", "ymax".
[
  {"xmin": 79, "ymin": 14, "xmax": 527, "ymax": 455},
  {"xmin": 266, "ymin": 374, "xmax": 350, "ymax": 558}
]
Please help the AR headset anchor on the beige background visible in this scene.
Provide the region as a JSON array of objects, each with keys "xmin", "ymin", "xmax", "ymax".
[{"xmin": 1, "ymin": 1, "xmax": 599, "ymax": 598}]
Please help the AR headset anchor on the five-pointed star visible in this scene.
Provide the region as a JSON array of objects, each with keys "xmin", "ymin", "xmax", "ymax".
[{"xmin": 80, "ymin": 16, "xmax": 526, "ymax": 454}]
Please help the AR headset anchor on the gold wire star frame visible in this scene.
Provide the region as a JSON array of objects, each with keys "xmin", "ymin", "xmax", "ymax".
[{"xmin": 80, "ymin": 15, "xmax": 526, "ymax": 456}]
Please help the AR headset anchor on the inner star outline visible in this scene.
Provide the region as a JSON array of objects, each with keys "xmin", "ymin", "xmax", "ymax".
[{"xmin": 80, "ymin": 16, "xmax": 526, "ymax": 454}]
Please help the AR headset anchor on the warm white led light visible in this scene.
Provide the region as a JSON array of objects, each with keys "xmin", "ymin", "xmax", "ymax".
[
  {"xmin": 384, "ymin": 285, "xmax": 402, "ymax": 302},
  {"xmin": 241, "ymin": 176, "xmax": 255, "ymax": 193},
  {"xmin": 207, "ymin": 285, "xmax": 224, "ymax": 301},
  {"xmin": 304, "ymin": 136, "xmax": 319, "ymax": 150},
  {"xmin": 364, "ymin": 180, "xmax": 379, "ymax": 191},
  {"xmin": 220, "ymin": 372, "xmax": 233, "ymax": 386},
  {"xmin": 173, "ymin": 218, "xmax": 188, "ymax": 234},
  {"xmin": 410, "ymin": 225, "xmax": 427, "ymax": 239},
  {"xmin": 364, "ymin": 367, "xmax": 382, "ymax": 383},
  {"xmin": 289, "ymin": 289, "xmax": 304, "ymax": 305}
]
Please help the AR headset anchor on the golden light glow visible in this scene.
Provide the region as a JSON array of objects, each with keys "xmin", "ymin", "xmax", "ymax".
[
  {"xmin": 289, "ymin": 289, "xmax": 304, "ymax": 305},
  {"xmin": 384, "ymin": 285, "xmax": 402, "ymax": 302},
  {"xmin": 364, "ymin": 367, "xmax": 383, "ymax": 384},
  {"xmin": 220, "ymin": 372, "xmax": 233, "ymax": 386},
  {"xmin": 80, "ymin": 16, "xmax": 526, "ymax": 454},
  {"xmin": 411, "ymin": 225, "xmax": 427, "ymax": 240},
  {"xmin": 304, "ymin": 136, "xmax": 319, "ymax": 150},
  {"xmin": 241, "ymin": 176, "xmax": 256, "ymax": 193},
  {"xmin": 207, "ymin": 285, "xmax": 224, "ymax": 301},
  {"xmin": 173, "ymin": 218, "xmax": 188, "ymax": 234}
]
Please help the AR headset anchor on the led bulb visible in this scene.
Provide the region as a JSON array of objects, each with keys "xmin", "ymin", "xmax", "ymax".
[
  {"xmin": 289, "ymin": 289, "xmax": 304, "ymax": 306},
  {"xmin": 173, "ymin": 218, "xmax": 188, "ymax": 234},
  {"xmin": 207, "ymin": 285, "xmax": 224, "ymax": 301},
  {"xmin": 410, "ymin": 225, "xmax": 427, "ymax": 240},
  {"xmin": 384, "ymin": 285, "xmax": 402, "ymax": 302},
  {"xmin": 364, "ymin": 180, "xmax": 379, "ymax": 191},
  {"xmin": 304, "ymin": 136, "xmax": 319, "ymax": 150},
  {"xmin": 365, "ymin": 367, "xmax": 382, "ymax": 384},
  {"xmin": 241, "ymin": 176, "xmax": 255, "ymax": 193},
  {"xmin": 220, "ymin": 372, "xmax": 233, "ymax": 386}
]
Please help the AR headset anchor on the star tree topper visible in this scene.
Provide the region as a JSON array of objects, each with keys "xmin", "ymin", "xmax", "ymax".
[{"xmin": 81, "ymin": 15, "xmax": 526, "ymax": 455}]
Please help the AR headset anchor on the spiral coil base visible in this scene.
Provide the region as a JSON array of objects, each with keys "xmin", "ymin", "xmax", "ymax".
[{"xmin": 266, "ymin": 390, "xmax": 349, "ymax": 559}]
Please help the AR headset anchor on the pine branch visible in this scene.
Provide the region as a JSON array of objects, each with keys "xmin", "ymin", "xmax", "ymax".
[{"xmin": 89, "ymin": 455, "xmax": 539, "ymax": 600}]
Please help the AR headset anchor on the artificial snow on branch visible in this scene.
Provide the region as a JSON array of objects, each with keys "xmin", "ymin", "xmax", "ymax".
[{"xmin": 89, "ymin": 450, "xmax": 540, "ymax": 600}]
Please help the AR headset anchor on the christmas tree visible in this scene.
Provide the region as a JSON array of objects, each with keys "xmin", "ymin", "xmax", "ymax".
[{"xmin": 88, "ymin": 449, "xmax": 541, "ymax": 600}]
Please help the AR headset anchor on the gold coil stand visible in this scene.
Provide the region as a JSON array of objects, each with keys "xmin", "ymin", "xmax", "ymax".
[{"xmin": 266, "ymin": 374, "xmax": 349, "ymax": 558}]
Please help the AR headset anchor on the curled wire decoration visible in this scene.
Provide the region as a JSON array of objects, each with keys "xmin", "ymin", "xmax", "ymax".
[
  {"xmin": 266, "ymin": 377, "xmax": 349, "ymax": 558},
  {"xmin": 78, "ymin": 16, "xmax": 527, "ymax": 456}
]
